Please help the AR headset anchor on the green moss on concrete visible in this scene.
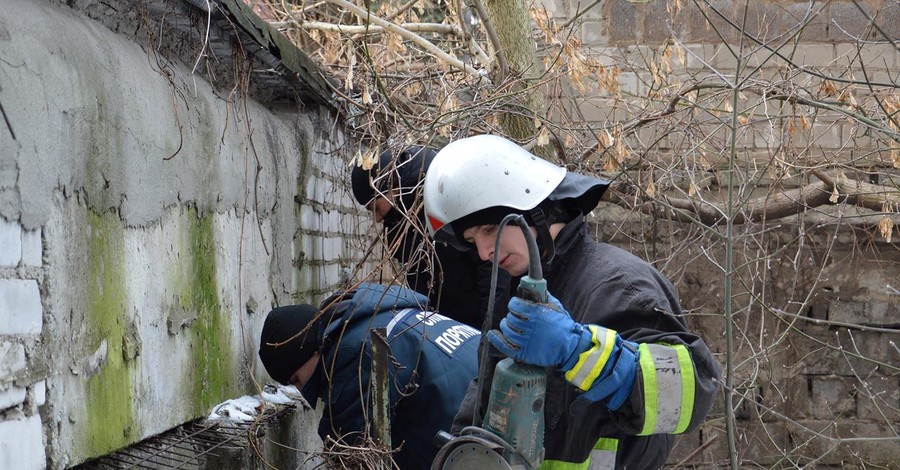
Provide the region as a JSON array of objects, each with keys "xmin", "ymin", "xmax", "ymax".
[
  {"xmin": 174, "ymin": 208, "xmax": 236, "ymax": 414},
  {"xmin": 84, "ymin": 210, "xmax": 137, "ymax": 456}
]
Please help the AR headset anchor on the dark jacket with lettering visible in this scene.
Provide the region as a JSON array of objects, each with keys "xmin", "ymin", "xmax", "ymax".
[
  {"xmin": 302, "ymin": 282, "xmax": 480, "ymax": 470},
  {"xmin": 455, "ymin": 217, "xmax": 721, "ymax": 469}
]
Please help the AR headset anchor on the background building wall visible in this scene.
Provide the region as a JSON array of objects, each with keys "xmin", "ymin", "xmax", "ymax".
[{"xmin": 536, "ymin": 0, "xmax": 899, "ymax": 467}]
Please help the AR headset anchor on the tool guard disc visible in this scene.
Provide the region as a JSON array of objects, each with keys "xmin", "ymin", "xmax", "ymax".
[{"xmin": 438, "ymin": 442, "xmax": 513, "ymax": 470}]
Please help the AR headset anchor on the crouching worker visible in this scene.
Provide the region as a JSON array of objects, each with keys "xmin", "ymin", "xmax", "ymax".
[{"xmin": 258, "ymin": 282, "xmax": 480, "ymax": 469}]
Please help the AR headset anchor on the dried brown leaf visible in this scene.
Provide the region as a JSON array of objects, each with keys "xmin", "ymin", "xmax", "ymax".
[{"xmin": 878, "ymin": 215, "xmax": 893, "ymax": 243}]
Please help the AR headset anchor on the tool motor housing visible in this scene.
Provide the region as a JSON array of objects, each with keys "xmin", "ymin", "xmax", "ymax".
[{"xmin": 482, "ymin": 358, "xmax": 546, "ymax": 467}]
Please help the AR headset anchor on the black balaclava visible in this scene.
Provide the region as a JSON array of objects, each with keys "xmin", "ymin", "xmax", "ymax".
[{"xmin": 258, "ymin": 304, "xmax": 322, "ymax": 385}]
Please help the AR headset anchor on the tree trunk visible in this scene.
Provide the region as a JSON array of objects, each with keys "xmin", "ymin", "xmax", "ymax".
[{"xmin": 483, "ymin": 0, "xmax": 554, "ymax": 159}]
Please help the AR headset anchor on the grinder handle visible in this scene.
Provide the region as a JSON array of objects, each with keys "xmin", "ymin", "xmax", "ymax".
[{"xmin": 516, "ymin": 275, "xmax": 548, "ymax": 304}]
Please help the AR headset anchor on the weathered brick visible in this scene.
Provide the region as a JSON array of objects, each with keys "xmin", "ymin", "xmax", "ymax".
[
  {"xmin": 684, "ymin": 44, "xmax": 718, "ymax": 71},
  {"xmin": 742, "ymin": 2, "xmax": 787, "ymax": 43},
  {"xmin": 797, "ymin": 420, "xmax": 900, "ymax": 466},
  {"xmin": 580, "ymin": 20, "xmax": 608, "ymax": 47},
  {"xmin": 0, "ymin": 415, "xmax": 45, "ymax": 470},
  {"xmin": 0, "ymin": 342, "xmax": 26, "ymax": 379},
  {"xmin": 830, "ymin": 298, "xmax": 898, "ymax": 325},
  {"xmin": 830, "ymin": 330, "xmax": 893, "ymax": 377},
  {"xmin": 299, "ymin": 203, "xmax": 320, "ymax": 230},
  {"xmin": 642, "ymin": 0, "xmax": 680, "ymax": 46},
  {"xmin": 31, "ymin": 380, "xmax": 46, "ymax": 407},
  {"xmin": 783, "ymin": 1, "xmax": 830, "ymax": 43},
  {"xmin": 809, "ymin": 375, "xmax": 858, "ymax": 418},
  {"xmin": 0, "ymin": 280, "xmax": 43, "ymax": 335},
  {"xmin": 686, "ymin": 0, "xmax": 739, "ymax": 44},
  {"xmin": 20, "ymin": 229, "xmax": 40, "ymax": 267},
  {"xmin": 829, "ymin": 1, "xmax": 880, "ymax": 42},
  {"xmin": 795, "ymin": 44, "xmax": 837, "ymax": 67},
  {"xmin": 857, "ymin": 375, "xmax": 900, "ymax": 421},
  {"xmin": 876, "ymin": 2, "xmax": 900, "ymax": 45},
  {"xmin": 534, "ymin": 0, "xmax": 571, "ymax": 20},
  {"xmin": 0, "ymin": 217, "xmax": 21, "ymax": 267},
  {"xmin": 733, "ymin": 421, "xmax": 790, "ymax": 466},
  {"xmin": 0, "ymin": 385, "xmax": 26, "ymax": 410},
  {"xmin": 605, "ymin": 0, "xmax": 638, "ymax": 44},
  {"xmin": 572, "ymin": 98, "xmax": 620, "ymax": 125}
]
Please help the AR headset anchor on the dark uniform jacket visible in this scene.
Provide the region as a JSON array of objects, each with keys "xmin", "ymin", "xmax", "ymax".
[
  {"xmin": 389, "ymin": 218, "xmax": 510, "ymax": 329},
  {"xmin": 456, "ymin": 217, "xmax": 721, "ymax": 469},
  {"xmin": 302, "ymin": 282, "xmax": 480, "ymax": 470}
]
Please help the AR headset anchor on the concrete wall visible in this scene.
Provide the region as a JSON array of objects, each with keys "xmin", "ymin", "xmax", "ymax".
[{"xmin": 0, "ymin": 1, "xmax": 365, "ymax": 468}]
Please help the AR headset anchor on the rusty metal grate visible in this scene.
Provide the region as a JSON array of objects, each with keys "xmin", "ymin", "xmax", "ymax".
[{"xmin": 71, "ymin": 403, "xmax": 295, "ymax": 470}]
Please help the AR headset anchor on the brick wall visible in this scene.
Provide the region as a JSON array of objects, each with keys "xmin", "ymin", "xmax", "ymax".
[{"xmin": 0, "ymin": 220, "xmax": 46, "ymax": 470}]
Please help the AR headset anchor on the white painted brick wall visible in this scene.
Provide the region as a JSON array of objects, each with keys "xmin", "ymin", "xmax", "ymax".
[
  {"xmin": 0, "ymin": 415, "xmax": 45, "ymax": 470},
  {"xmin": 0, "ymin": 280, "xmax": 43, "ymax": 335},
  {"xmin": 0, "ymin": 218, "xmax": 22, "ymax": 267}
]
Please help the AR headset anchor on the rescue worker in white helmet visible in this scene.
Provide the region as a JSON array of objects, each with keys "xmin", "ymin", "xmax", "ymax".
[{"xmin": 423, "ymin": 134, "xmax": 721, "ymax": 469}]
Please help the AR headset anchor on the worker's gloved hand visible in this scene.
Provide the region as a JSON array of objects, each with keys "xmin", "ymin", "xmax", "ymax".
[{"xmin": 486, "ymin": 294, "xmax": 592, "ymax": 370}]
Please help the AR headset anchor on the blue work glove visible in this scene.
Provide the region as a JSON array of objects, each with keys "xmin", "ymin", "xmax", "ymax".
[
  {"xmin": 570, "ymin": 326, "xmax": 640, "ymax": 410},
  {"xmin": 486, "ymin": 294, "xmax": 592, "ymax": 370}
]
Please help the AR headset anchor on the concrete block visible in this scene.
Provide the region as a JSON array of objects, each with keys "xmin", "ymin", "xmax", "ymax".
[
  {"xmin": 876, "ymin": 2, "xmax": 900, "ymax": 46},
  {"xmin": 20, "ymin": 229, "xmax": 41, "ymax": 267},
  {"xmin": 642, "ymin": 0, "xmax": 680, "ymax": 46},
  {"xmin": 784, "ymin": 1, "xmax": 830, "ymax": 43},
  {"xmin": 0, "ymin": 415, "xmax": 45, "ymax": 470},
  {"xmin": 0, "ymin": 280, "xmax": 43, "ymax": 335},
  {"xmin": 857, "ymin": 375, "xmax": 899, "ymax": 421},
  {"xmin": 795, "ymin": 44, "xmax": 836, "ymax": 67},
  {"xmin": 581, "ymin": 20, "xmax": 608, "ymax": 47},
  {"xmin": 742, "ymin": 1, "xmax": 786, "ymax": 43},
  {"xmin": 0, "ymin": 385, "xmax": 26, "ymax": 410},
  {"xmin": 0, "ymin": 217, "xmax": 22, "ymax": 267},
  {"xmin": 686, "ymin": 0, "xmax": 738, "ymax": 43},
  {"xmin": 830, "ymin": 299, "xmax": 898, "ymax": 326},
  {"xmin": 606, "ymin": 0, "xmax": 638, "ymax": 44},
  {"xmin": 685, "ymin": 44, "xmax": 717, "ymax": 71},
  {"xmin": 829, "ymin": 1, "xmax": 880, "ymax": 42},
  {"xmin": 809, "ymin": 375, "xmax": 858, "ymax": 418},
  {"xmin": 0, "ymin": 342, "xmax": 26, "ymax": 379}
]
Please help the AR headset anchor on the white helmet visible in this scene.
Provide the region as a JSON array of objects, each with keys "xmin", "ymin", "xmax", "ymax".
[{"xmin": 423, "ymin": 134, "xmax": 610, "ymax": 251}]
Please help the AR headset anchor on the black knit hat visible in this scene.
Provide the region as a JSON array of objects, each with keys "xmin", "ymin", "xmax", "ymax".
[
  {"xmin": 258, "ymin": 304, "xmax": 322, "ymax": 385},
  {"xmin": 350, "ymin": 146, "xmax": 438, "ymax": 211}
]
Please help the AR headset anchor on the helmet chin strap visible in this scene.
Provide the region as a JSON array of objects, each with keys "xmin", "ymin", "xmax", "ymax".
[{"xmin": 528, "ymin": 207, "xmax": 556, "ymax": 269}]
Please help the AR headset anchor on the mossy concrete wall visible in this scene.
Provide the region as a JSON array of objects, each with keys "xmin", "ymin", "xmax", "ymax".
[{"xmin": 0, "ymin": 1, "xmax": 368, "ymax": 468}]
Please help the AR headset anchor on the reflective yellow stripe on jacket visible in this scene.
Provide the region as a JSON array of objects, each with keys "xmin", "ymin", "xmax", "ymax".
[
  {"xmin": 565, "ymin": 325, "xmax": 616, "ymax": 391},
  {"xmin": 538, "ymin": 438, "xmax": 618, "ymax": 470},
  {"xmin": 637, "ymin": 343, "xmax": 696, "ymax": 435}
]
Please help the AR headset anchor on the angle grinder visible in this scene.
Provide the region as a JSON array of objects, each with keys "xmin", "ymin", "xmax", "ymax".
[{"xmin": 432, "ymin": 215, "xmax": 548, "ymax": 470}]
